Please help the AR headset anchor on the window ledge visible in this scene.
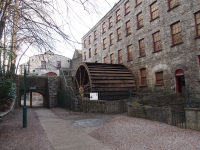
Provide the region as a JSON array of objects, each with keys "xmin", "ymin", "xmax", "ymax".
[
  {"xmin": 127, "ymin": 59, "xmax": 133, "ymax": 62},
  {"xmin": 152, "ymin": 49, "xmax": 162, "ymax": 53},
  {"xmin": 140, "ymin": 85, "xmax": 148, "ymax": 87},
  {"xmin": 116, "ymin": 20, "xmax": 121, "ymax": 23},
  {"xmin": 109, "ymin": 26, "xmax": 113, "ymax": 29},
  {"xmin": 167, "ymin": 3, "xmax": 180, "ymax": 12},
  {"xmin": 135, "ymin": 2, "xmax": 142, "ymax": 8},
  {"xmin": 155, "ymin": 84, "xmax": 164, "ymax": 86},
  {"xmin": 103, "ymin": 48, "xmax": 106, "ymax": 50},
  {"xmin": 150, "ymin": 16, "xmax": 159, "ymax": 22},
  {"xmin": 110, "ymin": 44, "xmax": 113, "ymax": 47},
  {"xmin": 126, "ymin": 33, "xmax": 131, "ymax": 37},
  {"xmin": 94, "ymin": 53, "xmax": 97, "ymax": 55},
  {"xmin": 137, "ymin": 26, "xmax": 144, "ymax": 30},
  {"xmin": 171, "ymin": 42, "xmax": 183, "ymax": 47},
  {"xmin": 124, "ymin": 12, "xmax": 130, "ymax": 16},
  {"xmin": 117, "ymin": 39, "xmax": 122, "ymax": 42},
  {"xmin": 102, "ymin": 31, "xmax": 106, "ymax": 34},
  {"xmin": 195, "ymin": 35, "xmax": 200, "ymax": 39},
  {"xmin": 138, "ymin": 55, "xmax": 146, "ymax": 58}
]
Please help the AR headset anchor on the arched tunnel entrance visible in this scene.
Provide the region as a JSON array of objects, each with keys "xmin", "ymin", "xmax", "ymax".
[{"xmin": 21, "ymin": 92, "xmax": 44, "ymax": 107}]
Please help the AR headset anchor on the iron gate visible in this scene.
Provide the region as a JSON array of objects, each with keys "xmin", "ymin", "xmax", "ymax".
[{"xmin": 172, "ymin": 110, "xmax": 186, "ymax": 128}]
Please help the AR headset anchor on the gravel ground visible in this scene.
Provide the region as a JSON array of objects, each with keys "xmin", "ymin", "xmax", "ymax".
[
  {"xmin": 89, "ymin": 117, "xmax": 200, "ymax": 150},
  {"xmin": 1, "ymin": 107, "xmax": 200, "ymax": 150},
  {"xmin": 0, "ymin": 108, "xmax": 54, "ymax": 150}
]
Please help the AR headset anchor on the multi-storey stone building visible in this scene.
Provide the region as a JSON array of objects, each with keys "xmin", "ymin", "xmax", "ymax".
[{"xmin": 82, "ymin": 0, "xmax": 200, "ymax": 92}]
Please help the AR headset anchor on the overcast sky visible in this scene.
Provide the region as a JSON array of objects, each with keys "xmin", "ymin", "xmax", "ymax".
[{"xmin": 19, "ymin": 0, "xmax": 119, "ymax": 65}]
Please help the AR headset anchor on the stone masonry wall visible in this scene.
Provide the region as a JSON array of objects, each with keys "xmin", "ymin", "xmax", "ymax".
[
  {"xmin": 48, "ymin": 77, "xmax": 60, "ymax": 108},
  {"xmin": 82, "ymin": 0, "xmax": 200, "ymax": 92}
]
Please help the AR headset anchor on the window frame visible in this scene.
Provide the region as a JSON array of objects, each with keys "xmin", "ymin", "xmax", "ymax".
[
  {"xmin": 150, "ymin": 1, "xmax": 159, "ymax": 21},
  {"xmin": 109, "ymin": 33, "xmax": 113, "ymax": 45},
  {"xmin": 152, "ymin": 31, "xmax": 162, "ymax": 52},
  {"xmin": 116, "ymin": 9, "xmax": 121, "ymax": 22},
  {"xmin": 168, "ymin": 0, "xmax": 178, "ymax": 10},
  {"xmin": 41, "ymin": 61, "xmax": 46, "ymax": 69},
  {"xmin": 136, "ymin": 0, "xmax": 142, "ymax": 6},
  {"xmin": 109, "ymin": 16, "xmax": 113, "ymax": 28},
  {"xmin": 118, "ymin": 50, "xmax": 122, "ymax": 64},
  {"xmin": 195, "ymin": 11, "xmax": 200, "ymax": 37},
  {"xmin": 124, "ymin": 1, "xmax": 130, "ymax": 15},
  {"xmin": 88, "ymin": 35, "xmax": 91, "ymax": 44},
  {"xmin": 140, "ymin": 68, "xmax": 147, "ymax": 86},
  {"xmin": 171, "ymin": 21, "xmax": 182, "ymax": 45},
  {"xmin": 94, "ymin": 30, "xmax": 97, "ymax": 40},
  {"xmin": 84, "ymin": 51, "xmax": 86, "ymax": 61},
  {"xmin": 84, "ymin": 40, "xmax": 86, "ymax": 48},
  {"xmin": 110, "ymin": 53, "xmax": 114, "ymax": 64},
  {"xmin": 155, "ymin": 71, "xmax": 164, "ymax": 85},
  {"xmin": 94, "ymin": 44, "xmax": 97, "ymax": 55},
  {"xmin": 127, "ymin": 45, "xmax": 133, "ymax": 61},
  {"xmin": 126, "ymin": 20, "xmax": 131, "ymax": 36},
  {"xmin": 137, "ymin": 12, "xmax": 143, "ymax": 29},
  {"xmin": 89, "ymin": 48, "xmax": 91, "ymax": 58},
  {"xmin": 56, "ymin": 61, "xmax": 61, "ymax": 69},
  {"xmin": 103, "ymin": 38, "xmax": 106, "ymax": 49},
  {"xmin": 102, "ymin": 22, "xmax": 106, "ymax": 33},
  {"xmin": 139, "ymin": 38, "xmax": 145, "ymax": 57},
  {"xmin": 117, "ymin": 27, "xmax": 122, "ymax": 41},
  {"xmin": 104, "ymin": 56, "xmax": 107, "ymax": 64}
]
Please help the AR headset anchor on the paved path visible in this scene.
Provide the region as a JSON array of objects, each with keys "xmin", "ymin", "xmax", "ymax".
[{"xmin": 35, "ymin": 108, "xmax": 111, "ymax": 150}]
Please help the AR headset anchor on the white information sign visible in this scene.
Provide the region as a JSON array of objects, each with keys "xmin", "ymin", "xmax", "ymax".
[{"xmin": 90, "ymin": 93, "xmax": 98, "ymax": 100}]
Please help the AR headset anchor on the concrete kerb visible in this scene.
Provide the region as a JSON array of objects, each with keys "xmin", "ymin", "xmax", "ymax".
[{"xmin": 0, "ymin": 99, "xmax": 16, "ymax": 122}]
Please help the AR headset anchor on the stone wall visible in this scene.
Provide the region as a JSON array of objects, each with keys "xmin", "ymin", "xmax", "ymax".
[
  {"xmin": 82, "ymin": 0, "xmax": 200, "ymax": 92},
  {"xmin": 48, "ymin": 77, "xmax": 60, "ymax": 108},
  {"xmin": 185, "ymin": 108, "xmax": 200, "ymax": 131},
  {"xmin": 127, "ymin": 104, "xmax": 172, "ymax": 125}
]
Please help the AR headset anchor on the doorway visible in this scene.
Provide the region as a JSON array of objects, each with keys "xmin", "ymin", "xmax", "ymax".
[{"xmin": 175, "ymin": 69, "xmax": 185, "ymax": 93}]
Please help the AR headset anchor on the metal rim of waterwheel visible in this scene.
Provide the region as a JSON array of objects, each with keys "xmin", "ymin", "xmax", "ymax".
[{"xmin": 74, "ymin": 62, "xmax": 136, "ymax": 97}]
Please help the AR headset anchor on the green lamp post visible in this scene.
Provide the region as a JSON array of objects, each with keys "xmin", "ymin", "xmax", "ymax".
[{"xmin": 23, "ymin": 66, "xmax": 27, "ymax": 128}]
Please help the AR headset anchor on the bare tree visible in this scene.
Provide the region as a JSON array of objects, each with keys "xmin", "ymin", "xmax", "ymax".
[{"xmin": 0, "ymin": 0, "xmax": 112, "ymax": 75}]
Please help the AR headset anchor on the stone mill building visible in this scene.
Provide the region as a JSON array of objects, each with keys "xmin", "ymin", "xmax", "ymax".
[{"xmin": 82, "ymin": 0, "xmax": 200, "ymax": 92}]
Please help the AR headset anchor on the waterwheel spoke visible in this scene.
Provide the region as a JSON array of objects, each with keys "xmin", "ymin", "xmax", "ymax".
[
  {"xmin": 82, "ymin": 69, "xmax": 86, "ymax": 86},
  {"xmin": 83, "ymin": 86, "xmax": 90, "ymax": 91},
  {"xmin": 79, "ymin": 68, "xmax": 82, "ymax": 86},
  {"xmin": 83, "ymin": 82, "xmax": 90, "ymax": 88},
  {"xmin": 75, "ymin": 78, "xmax": 79, "ymax": 87}
]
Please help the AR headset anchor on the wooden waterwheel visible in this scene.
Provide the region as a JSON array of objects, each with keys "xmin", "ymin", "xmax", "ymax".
[{"xmin": 74, "ymin": 62, "xmax": 136, "ymax": 98}]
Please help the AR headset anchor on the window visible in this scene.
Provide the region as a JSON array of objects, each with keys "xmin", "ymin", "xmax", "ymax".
[
  {"xmin": 139, "ymin": 39, "xmax": 145, "ymax": 56},
  {"xmin": 198, "ymin": 56, "xmax": 200, "ymax": 67},
  {"xmin": 41, "ymin": 61, "xmax": 46, "ymax": 69},
  {"xmin": 94, "ymin": 44, "xmax": 97, "ymax": 55},
  {"xmin": 110, "ymin": 33, "xmax": 113, "ymax": 45},
  {"xmin": 94, "ymin": 30, "xmax": 97, "ymax": 40},
  {"xmin": 171, "ymin": 21, "xmax": 182, "ymax": 45},
  {"xmin": 127, "ymin": 45, "xmax": 133, "ymax": 61},
  {"xmin": 89, "ymin": 48, "xmax": 91, "ymax": 58},
  {"xmin": 103, "ymin": 38, "xmax": 106, "ymax": 49},
  {"xmin": 84, "ymin": 40, "xmax": 86, "ymax": 48},
  {"xmin": 110, "ymin": 54, "xmax": 114, "ymax": 64},
  {"xmin": 102, "ymin": 22, "xmax": 106, "ymax": 33},
  {"xmin": 137, "ymin": 12, "xmax": 143, "ymax": 29},
  {"xmin": 136, "ymin": 0, "xmax": 142, "ymax": 6},
  {"xmin": 84, "ymin": 52, "xmax": 86, "ymax": 61},
  {"xmin": 57, "ymin": 61, "xmax": 61, "ymax": 69},
  {"xmin": 104, "ymin": 57, "xmax": 107, "ymax": 64},
  {"xmin": 116, "ymin": 9, "xmax": 120, "ymax": 22},
  {"xmin": 195, "ymin": 11, "xmax": 200, "ymax": 36},
  {"xmin": 150, "ymin": 2, "xmax": 158, "ymax": 21},
  {"xmin": 117, "ymin": 27, "xmax": 122, "ymax": 41},
  {"xmin": 152, "ymin": 31, "xmax": 162, "ymax": 51},
  {"xmin": 168, "ymin": 0, "xmax": 178, "ymax": 9},
  {"xmin": 155, "ymin": 71, "xmax": 164, "ymax": 85},
  {"xmin": 88, "ymin": 35, "xmax": 91, "ymax": 44},
  {"xmin": 126, "ymin": 20, "xmax": 131, "ymax": 35},
  {"xmin": 118, "ymin": 50, "xmax": 122, "ymax": 64},
  {"xmin": 140, "ymin": 68, "xmax": 147, "ymax": 85},
  {"xmin": 109, "ymin": 16, "xmax": 113, "ymax": 28},
  {"xmin": 124, "ymin": 1, "xmax": 130, "ymax": 15}
]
